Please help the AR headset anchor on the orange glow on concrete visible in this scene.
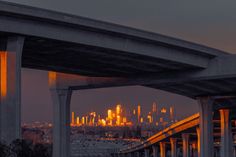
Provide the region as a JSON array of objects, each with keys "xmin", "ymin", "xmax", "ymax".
[
  {"xmin": 48, "ymin": 71, "xmax": 56, "ymax": 87},
  {"xmin": 0, "ymin": 51, "xmax": 7, "ymax": 97}
]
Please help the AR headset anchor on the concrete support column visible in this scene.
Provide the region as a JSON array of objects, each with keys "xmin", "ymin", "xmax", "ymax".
[
  {"xmin": 198, "ymin": 97, "xmax": 214, "ymax": 157},
  {"xmin": 234, "ymin": 146, "xmax": 236, "ymax": 157},
  {"xmin": 0, "ymin": 36, "xmax": 24, "ymax": 144},
  {"xmin": 196, "ymin": 127, "xmax": 200, "ymax": 157},
  {"xmin": 182, "ymin": 134, "xmax": 190, "ymax": 157},
  {"xmin": 152, "ymin": 145, "xmax": 159, "ymax": 157},
  {"xmin": 136, "ymin": 151, "xmax": 142, "ymax": 157},
  {"xmin": 219, "ymin": 109, "xmax": 233, "ymax": 157},
  {"xmin": 128, "ymin": 153, "xmax": 132, "ymax": 157},
  {"xmin": 160, "ymin": 142, "xmax": 166, "ymax": 157},
  {"xmin": 170, "ymin": 138, "xmax": 177, "ymax": 157},
  {"xmin": 51, "ymin": 89, "xmax": 72, "ymax": 157},
  {"xmin": 191, "ymin": 142, "xmax": 198, "ymax": 157},
  {"xmin": 144, "ymin": 148, "xmax": 150, "ymax": 157}
]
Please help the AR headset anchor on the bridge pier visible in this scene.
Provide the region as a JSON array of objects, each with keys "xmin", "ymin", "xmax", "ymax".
[
  {"xmin": 160, "ymin": 142, "xmax": 166, "ymax": 157},
  {"xmin": 170, "ymin": 138, "xmax": 177, "ymax": 157},
  {"xmin": 196, "ymin": 127, "xmax": 200, "ymax": 157},
  {"xmin": 198, "ymin": 97, "xmax": 214, "ymax": 157},
  {"xmin": 219, "ymin": 109, "xmax": 233, "ymax": 157},
  {"xmin": 191, "ymin": 142, "xmax": 198, "ymax": 157},
  {"xmin": 152, "ymin": 145, "xmax": 159, "ymax": 157},
  {"xmin": 50, "ymin": 88, "xmax": 72, "ymax": 157},
  {"xmin": 144, "ymin": 148, "xmax": 150, "ymax": 157},
  {"xmin": 136, "ymin": 151, "xmax": 142, "ymax": 157},
  {"xmin": 234, "ymin": 146, "xmax": 236, "ymax": 157},
  {"xmin": 0, "ymin": 36, "xmax": 24, "ymax": 144},
  {"xmin": 182, "ymin": 134, "xmax": 190, "ymax": 157}
]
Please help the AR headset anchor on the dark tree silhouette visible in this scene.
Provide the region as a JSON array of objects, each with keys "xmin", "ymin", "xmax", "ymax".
[
  {"xmin": 0, "ymin": 139, "xmax": 52, "ymax": 157},
  {"xmin": 33, "ymin": 144, "xmax": 51, "ymax": 157},
  {"xmin": 10, "ymin": 139, "xmax": 34, "ymax": 157},
  {"xmin": 0, "ymin": 141, "xmax": 11, "ymax": 157}
]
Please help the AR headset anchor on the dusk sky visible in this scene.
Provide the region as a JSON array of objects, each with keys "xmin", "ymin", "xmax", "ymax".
[{"xmin": 3, "ymin": 0, "xmax": 236, "ymax": 123}]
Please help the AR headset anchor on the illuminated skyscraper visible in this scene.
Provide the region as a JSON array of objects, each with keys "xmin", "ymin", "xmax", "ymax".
[
  {"xmin": 107, "ymin": 109, "xmax": 113, "ymax": 125},
  {"xmin": 152, "ymin": 102, "xmax": 157, "ymax": 112},
  {"xmin": 76, "ymin": 117, "xmax": 80, "ymax": 125},
  {"xmin": 170, "ymin": 106, "xmax": 174, "ymax": 122},
  {"xmin": 147, "ymin": 112, "xmax": 153, "ymax": 123},
  {"xmin": 82, "ymin": 116, "xmax": 85, "ymax": 125},
  {"xmin": 137, "ymin": 104, "xmax": 141, "ymax": 123},
  {"xmin": 152, "ymin": 102, "xmax": 158, "ymax": 125},
  {"xmin": 71, "ymin": 112, "xmax": 75, "ymax": 125},
  {"xmin": 116, "ymin": 104, "xmax": 121, "ymax": 116},
  {"xmin": 116, "ymin": 115, "xmax": 121, "ymax": 126}
]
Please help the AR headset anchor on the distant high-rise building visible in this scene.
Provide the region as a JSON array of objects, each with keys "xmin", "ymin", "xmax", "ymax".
[
  {"xmin": 170, "ymin": 106, "xmax": 174, "ymax": 122},
  {"xmin": 116, "ymin": 104, "xmax": 121, "ymax": 116},
  {"xmin": 152, "ymin": 102, "xmax": 157, "ymax": 113},
  {"xmin": 71, "ymin": 112, "xmax": 75, "ymax": 125},
  {"xmin": 76, "ymin": 117, "xmax": 80, "ymax": 125},
  {"xmin": 107, "ymin": 109, "xmax": 113, "ymax": 125},
  {"xmin": 137, "ymin": 104, "xmax": 141, "ymax": 123},
  {"xmin": 152, "ymin": 102, "xmax": 158, "ymax": 124}
]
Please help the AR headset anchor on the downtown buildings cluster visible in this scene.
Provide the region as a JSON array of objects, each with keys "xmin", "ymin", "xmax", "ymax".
[{"xmin": 71, "ymin": 102, "xmax": 176, "ymax": 129}]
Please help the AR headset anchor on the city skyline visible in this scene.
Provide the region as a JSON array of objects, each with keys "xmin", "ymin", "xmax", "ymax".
[{"xmin": 70, "ymin": 102, "xmax": 176, "ymax": 127}]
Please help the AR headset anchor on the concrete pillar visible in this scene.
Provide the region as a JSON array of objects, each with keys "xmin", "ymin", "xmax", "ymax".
[
  {"xmin": 160, "ymin": 142, "xmax": 166, "ymax": 157},
  {"xmin": 234, "ymin": 146, "xmax": 236, "ymax": 157},
  {"xmin": 182, "ymin": 134, "xmax": 190, "ymax": 157},
  {"xmin": 51, "ymin": 89, "xmax": 72, "ymax": 157},
  {"xmin": 152, "ymin": 145, "xmax": 159, "ymax": 157},
  {"xmin": 144, "ymin": 148, "xmax": 150, "ymax": 157},
  {"xmin": 0, "ymin": 36, "xmax": 24, "ymax": 144},
  {"xmin": 128, "ymin": 153, "xmax": 132, "ymax": 157},
  {"xmin": 219, "ymin": 109, "xmax": 233, "ymax": 157},
  {"xmin": 198, "ymin": 97, "xmax": 214, "ymax": 157},
  {"xmin": 136, "ymin": 151, "xmax": 142, "ymax": 157},
  {"xmin": 170, "ymin": 138, "xmax": 177, "ymax": 157},
  {"xmin": 191, "ymin": 142, "xmax": 198, "ymax": 157},
  {"xmin": 196, "ymin": 127, "xmax": 200, "ymax": 157}
]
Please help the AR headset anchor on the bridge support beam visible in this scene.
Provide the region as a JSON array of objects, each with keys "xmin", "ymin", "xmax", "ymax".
[
  {"xmin": 0, "ymin": 36, "xmax": 24, "ymax": 144},
  {"xmin": 50, "ymin": 89, "xmax": 72, "ymax": 157},
  {"xmin": 219, "ymin": 109, "xmax": 233, "ymax": 157},
  {"xmin": 182, "ymin": 134, "xmax": 190, "ymax": 157},
  {"xmin": 170, "ymin": 138, "xmax": 177, "ymax": 157},
  {"xmin": 152, "ymin": 145, "xmax": 159, "ymax": 157},
  {"xmin": 198, "ymin": 97, "xmax": 214, "ymax": 157},
  {"xmin": 144, "ymin": 148, "xmax": 150, "ymax": 157},
  {"xmin": 160, "ymin": 142, "xmax": 166, "ymax": 157}
]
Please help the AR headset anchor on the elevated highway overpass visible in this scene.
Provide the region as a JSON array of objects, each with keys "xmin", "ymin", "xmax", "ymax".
[
  {"xmin": 118, "ymin": 102, "xmax": 236, "ymax": 157},
  {"xmin": 0, "ymin": 1, "xmax": 236, "ymax": 157}
]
